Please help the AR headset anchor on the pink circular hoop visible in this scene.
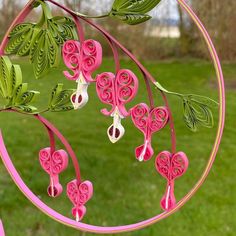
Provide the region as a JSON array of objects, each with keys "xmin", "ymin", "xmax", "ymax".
[
  {"xmin": 0, "ymin": 0, "xmax": 225, "ymax": 234},
  {"xmin": 0, "ymin": 220, "xmax": 5, "ymax": 236}
]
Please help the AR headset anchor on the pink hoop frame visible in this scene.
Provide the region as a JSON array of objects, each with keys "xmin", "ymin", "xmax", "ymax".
[
  {"xmin": 0, "ymin": 0, "xmax": 225, "ymax": 234},
  {"xmin": 0, "ymin": 220, "xmax": 5, "ymax": 236}
]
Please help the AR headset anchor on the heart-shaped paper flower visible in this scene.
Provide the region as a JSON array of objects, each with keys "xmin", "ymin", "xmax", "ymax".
[
  {"xmin": 96, "ymin": 69, "xmax": 138, "ymax": 143},
  {"xmin": 155, "ymin": 151, "xmax": 189, "ymax": 211},
  {"xmin": 67, "ymin": 179, "xmax": 93, "ymax": 221},
  {"xmin": 131, "ymin": 103, "xmax": 169, "ymax": 162},
  {"xmin": 39, "ymin": 148, "xmax": 68, "ymax": 197},
  {"xmin": 63, "ymin": 39, "xmax": 102, "ymax": 109}
]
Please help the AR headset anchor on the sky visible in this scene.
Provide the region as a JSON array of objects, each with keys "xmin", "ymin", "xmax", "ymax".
[{"xmin": 151, "ymin": 0, "xmax": 179, "ymax": 20}]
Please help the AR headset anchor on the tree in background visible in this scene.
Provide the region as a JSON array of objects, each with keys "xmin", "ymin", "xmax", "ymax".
[
  {"xmin": 0, "ymin": 0, "xmax": 235, "ymax": 61},
  {"xmin": 191, "ymin": 0, "xmax": 236, "ymax": 60},
  {"xmin": 177, "ymin": 3, "xmax": 195, "ymax": 56},
  {"xmin": 62, "ymin": 0, "xmax": 81, "ymax": 11}
]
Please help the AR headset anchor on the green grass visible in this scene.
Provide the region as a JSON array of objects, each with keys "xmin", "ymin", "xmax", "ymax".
[{"xmin": 0, "ymin": 58, "xmax": 235, "ymax": 236}]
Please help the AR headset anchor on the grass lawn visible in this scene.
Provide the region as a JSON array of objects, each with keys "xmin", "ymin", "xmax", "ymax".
[{"xmin": 0, "ymin": 58, "xmax": 235, "ymax": 236}]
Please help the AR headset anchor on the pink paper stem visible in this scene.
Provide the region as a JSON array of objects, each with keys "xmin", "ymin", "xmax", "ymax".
[
  {"xmin": 162, "ymin": 92, "xmax": 176, "ymax": 154},
  {"xmin": 45, "ymin": 126, "xmax": 56, "ymax": 155},
  {"xmin": 107, "ymin": 39, "xmax": 120, "ymax": 74},
  {"xmin": 47, "ymin": 0, "xmax": 155, "ymax": 110},
  {"xmin": 71, "ymin": 4, "xmax": 120, "ymax": 73},
  {"xmin": 35, "ymin": 115, "xmax": 81, "ymax": 182},
  {"xmin": 80, "ymin": 17, "xmax": 156, "ymax": 109},
  {"xmin": 73, "ymin": 16, "xmax": 85, "ymax": 43},
  {"xmin": 46, "ymin": 0, "xmax": 173, "ymax": 150},
  {"xmin": 0, "ymin": 109, "xmax": 81, "ymax": 182},
  {"xmin": 0, "ymin": 133, "xmax": 167, "ymax": 233}
]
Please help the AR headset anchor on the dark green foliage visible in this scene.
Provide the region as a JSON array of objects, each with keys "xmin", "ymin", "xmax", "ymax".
[
  {"xmin": 110, "ymin": 0, "xmax": 161, "ymax": 25},
  {"xmin": 182, "ymin": 95, "xmax": 217, "ymax": 132},
  {"xmin": 0, "ymin": 56, "xmax": 39, "ymax": 113},
  {"xmin": 5, "ymin": 1, "xmax": 77, "ymax": 79},
  {"xmin": 154, "ymin": 82, "xmax": 218, "ymax": 132},
  {"xmin": 48, "ymin": 84, "xmax": 75, "ymax": 112}
]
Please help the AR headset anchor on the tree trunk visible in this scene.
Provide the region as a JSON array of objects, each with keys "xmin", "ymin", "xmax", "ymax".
[{"xmin": 177, "ymin": 4, "xmax": 193, "ymax": 56}]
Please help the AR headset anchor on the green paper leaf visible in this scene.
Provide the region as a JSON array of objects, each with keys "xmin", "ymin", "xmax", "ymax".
[
  {"xmin": 30, "ymin": 29, "xmax": 59, "ymax": 78},
  {"xmin": 17, "ymin": 90, "xmax": 40, "ymax": 105},
  {"xmin": 49, "ymin": 83, "xmax": 63, "ymax": 107},
  {"xmin": 6, "ymin": 23, "xmax": 39, "ymax": 56},
  {"xmin": 10, "ymin": 65, "xmax": 23, "ymax": 97},
  {"xmin": 14, "ymin": 105, "xmax": 38, "ymax": 113},
  {"xmin": 182, "ymin": 95, "xmax": 217, "ymax": 132},
  {"xmin": 12, "ymin": 83, "xmax": 28, "ymax": 105},
  {"xmin": 112, "ymin": 13, "xmax": 151, "ymax": 25},
  {"xmin": 0, "ymin": 56, "xmax": 12, "ymax": 98},
  {"xmin": 48, "ymin": 16, "xmax": 77, "ymax": 44},
  {"xmin": 5, "ymin": 1, "xmax": 77, "ymax": 79},
  {"xmin": 49, "ymin": 84, "xmax": 75, "ymax": 112},
  {"xmin": 112, "ymin": 0, "xmax": 161, "ymax": 13},
  {"xmin": 154, "ymin": 80, "xmax": 217, "ymax": 132},
  {"xmin": 110, "ymin": 0, "xmax": 161, "ymax": 24},
  {"xmin": 0, "ymin": 56, "xmax": 76, "ymax": 114},
  {"xmin": 188, "ymin": 94, "xmax": 219, "ymax": 108},
  {"xmin": 17, "ymin": 27, "xmax": 40, "ymax": 56},
  {"xmin": 0, "ymin": 56, "xmax": 40, "ymax": 113}
]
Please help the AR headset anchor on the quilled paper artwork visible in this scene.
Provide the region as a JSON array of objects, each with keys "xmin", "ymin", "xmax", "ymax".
[{"xmin": 0, "ymin": 0, "xmax": 225, "ymax": 234}]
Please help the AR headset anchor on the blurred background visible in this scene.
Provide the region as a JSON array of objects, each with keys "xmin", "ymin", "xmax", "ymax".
[
  {"xmin": 1, "ymin": 0, "xmax": 236, "ymax": 60},
  {"xmin": 0, "ymin": 0, "xmax": 235, "ymax": 236}
]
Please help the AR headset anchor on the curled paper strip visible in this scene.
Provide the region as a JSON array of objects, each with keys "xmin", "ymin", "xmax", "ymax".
[
  {"xmin": 67, "ymin": 180, "xmax": 93, "ymax": 222},
  {"xmin": 131, "ymin": 103, "xmax": 169, "ymax": 162},
  {"xmin": 155, "ymin": 151, "xmax": 189, "ymax": 211},
  {"xmin": 39, "ymin": 148, "xmax": 68, "ymax": 197},
  {"xmin": 63, "ymin": 39, "xmax": 102, "ymax": 109},
  {"xmin": 96, "ymin": 69, "xmax": 138, "ymax": 143}
]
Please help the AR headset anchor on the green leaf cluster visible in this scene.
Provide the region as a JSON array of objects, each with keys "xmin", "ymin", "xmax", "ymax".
[
  {"xmin": 182, "ymin": 95, "xmax": 218, "ymax": 132},
  {"xmin": 0, "ymin": 56, "xmax": 39, "ymax": 113},
  {"xmin": 110, "ymin": 0, "xmax": 161, "ymax": 25},
  {"xmin": 5, "ymin": 1, "xmax": 77, "ymax": 79},
  {"xmin": 48, "ymin": 84, "xmax": 75, "ymax": 112},
  {"xmin": 154, "ymin": 81, "xmax": 218, "ymax": 132}
]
